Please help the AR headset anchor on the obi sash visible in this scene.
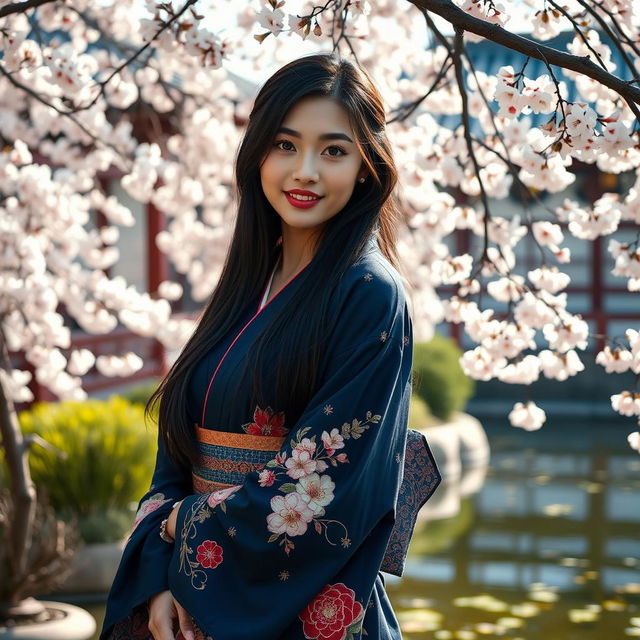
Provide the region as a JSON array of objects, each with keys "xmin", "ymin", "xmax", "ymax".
[{"xmin": 192, "ymin": 425, "xmax": 441, "ymax": 578}]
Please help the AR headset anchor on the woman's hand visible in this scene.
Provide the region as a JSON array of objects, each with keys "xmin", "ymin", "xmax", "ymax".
[
  {"xmin": 148, "ymin": 589, "xmax": 196, "ymax": 640},
  {"xmin": 166, "ymin": 500, "xmax": 183, "ymax": 540}
]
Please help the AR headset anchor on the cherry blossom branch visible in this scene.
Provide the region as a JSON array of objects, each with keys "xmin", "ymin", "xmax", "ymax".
[
  {"xmin": 452, "ymin": 28, "xmax": 493, "ymax": 266},
  {"xmin": 0, "ymin": 64, "xmax": 131, "ymax": 162},
  {"xmin": 535, "ymin": 52, "xmax": 571, "ymax": 153},
  {"xmin": 469, "ymin": 134, "xmax": 557, "ymax": 222},
  {"xmin": 408, "ymin": 0, "xmax": 640, "ymax": 106},
  {"xmin": 591, "ymin": 0, "xmax": 640, "ymax": 62},
  {"xmin": 387, "ymin": 57, "xmax": 453, "ymax": 124},
  {"xmin": 0, "ymin": 0, "xmax": 55, "ymax": 19},
  {"xmin": 66, "ymin": 6, "xmax": 206, "ymax": 112},
  {"xmin": 462, "ymin": 51, "xmax": 559, "ymax": 224},
  {"xmin": 62, "ymin": 0, "xmax": 199, "ymax": 115},
  {"xmin": 545, "ymin": 0, "xmax": 608, "ymax": 72},
  {"xmin": 333, "ymin": 2, "xmax": 360, "ymax": 64},
  {"xmin": 456, "ymin": 42, "xmax": 557, "ymax": 264},
  {"xmin": 330, "ymin": 1, "xmax": 342, "ymax": 49},
  {"xmin": 422, "ymin": 8, "xmax": 453, "ymax": 54},
  {"xmin": 422, "ymin": 8, "xmax": 512, "ymax": 276},
  {"xmin": 423, "ymin": 6, "xmax": 550, "ymax": 262},
  {"xmin": 572, "ymin": 0, "xmax": 640, "ymax": 86}
]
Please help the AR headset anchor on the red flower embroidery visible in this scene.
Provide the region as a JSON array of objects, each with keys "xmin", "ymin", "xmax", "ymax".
[
  {"xmin": 299, "ymin": 583, "xmax": 364, "ymax": 640},
  {"xmin": 242, "ymin": 405, "xmax": 287, "ymax": 436},
  {"xmin": 196, "ymin": 540, "xmax": 223, "ymax": 569}
]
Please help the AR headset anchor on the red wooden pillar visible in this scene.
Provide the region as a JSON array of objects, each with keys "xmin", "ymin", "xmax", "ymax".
[
  {"xmin": 147, "ymin": 201, "xmax": 169, "ymax": 375},
  {"xmin": 448, "ymin": 228, "xmax": 470, "ymax": 345},
  {"xmin": 591, "ymin": 235, "xmax": 605, "ymax": 353}
]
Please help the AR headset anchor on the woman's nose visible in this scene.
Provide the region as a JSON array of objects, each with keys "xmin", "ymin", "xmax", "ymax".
[{"xmin": 292, "ymin": 152, "xmax": 319, "ymax": 182}]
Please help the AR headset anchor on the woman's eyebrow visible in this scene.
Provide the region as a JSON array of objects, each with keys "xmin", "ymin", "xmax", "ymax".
[{"xmin": 277, "ymin": 126, "xmax": 354, "ymax": 143}]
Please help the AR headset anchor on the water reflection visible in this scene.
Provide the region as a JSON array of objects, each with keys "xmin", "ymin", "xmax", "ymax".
[{"xmin": 386, "ymin": 417, "xmax": 640, "ymax": 639}]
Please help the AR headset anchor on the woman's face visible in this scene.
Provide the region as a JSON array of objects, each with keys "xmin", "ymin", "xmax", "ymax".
[{"xmin": 260, "ymin": 95, "xmax": 366, "ymax": 234}]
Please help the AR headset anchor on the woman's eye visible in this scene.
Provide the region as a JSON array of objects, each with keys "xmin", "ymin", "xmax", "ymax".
[
  {"xmin": 275, "ymin": 139, "xmax": 295, "ymax": 151},
  {"xmin": 273, "ymin": 140, "xmax": 347, "ymax": 158},
  {"xmin": 324, "ymin": 145, "xmax": 346, "ymax": 157}
]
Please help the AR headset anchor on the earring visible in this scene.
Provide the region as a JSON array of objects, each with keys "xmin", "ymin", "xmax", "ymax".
[{"xmin": 358, "ymin": 176, "xmax": 365, "ymax": 183}]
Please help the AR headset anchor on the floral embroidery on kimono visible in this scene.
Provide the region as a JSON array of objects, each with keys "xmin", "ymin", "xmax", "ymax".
[
  {"xmin": 196, "ymin": 540, "xmax": 224, "ymax": 569},
  {"xmin": 131, "ymin": 492, "xmax": 171, "ymax": 533},
  {"xmin": 207, "ymin": 484, "xmax": 242, "ymax": 511},
  {"xmin": 262, "ymin": 412, "xmax": 378, "ymax": 555},
  {"xmin": 299, "ymin": 583, "xmax": 365, "ymax": 640},
  {"xmin": 241, "ymin": 404, "xmax": 288, "ymax": 436},
  {"xmin": 178, "ymin": 410, "xmax": 379, "ymax": 562},
  {"xmin": 177, "ymin": 487, "xmax": 241, "ymax": 590}
]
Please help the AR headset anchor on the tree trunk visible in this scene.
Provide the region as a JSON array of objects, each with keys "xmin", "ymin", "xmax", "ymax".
[{"xmin": 0, "ymin": 378, "xmax": 39, "ymax": 608}]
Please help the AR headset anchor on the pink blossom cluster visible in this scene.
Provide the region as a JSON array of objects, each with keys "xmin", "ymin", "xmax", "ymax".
[{"xmin": 141, "ymin": 1, "xmax": 230, "ymax": 67}]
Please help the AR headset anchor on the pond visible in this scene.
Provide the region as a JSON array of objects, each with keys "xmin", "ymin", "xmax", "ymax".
[
  {"xmin": 384, "ymin": 415, "xmax": 640, "ymax": 639},
  {"xmin": 77, "ymin": 415, "xmax": 640, "ymax": 640}
]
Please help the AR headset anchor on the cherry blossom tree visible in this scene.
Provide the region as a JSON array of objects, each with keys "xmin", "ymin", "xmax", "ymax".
[{"xmin": 1, "ymin": 0, "xmax": 640, "ymax": 605}]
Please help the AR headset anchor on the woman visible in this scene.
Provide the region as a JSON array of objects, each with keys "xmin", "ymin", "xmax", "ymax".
[{"xmin": 101, "ymin": 52, "xmax": 439, "ymax": 640}]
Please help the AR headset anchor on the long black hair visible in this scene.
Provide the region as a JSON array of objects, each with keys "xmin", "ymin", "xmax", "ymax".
[{"xmin": 146, "ymin": 52, "xmax": 405, "ymax": 468}]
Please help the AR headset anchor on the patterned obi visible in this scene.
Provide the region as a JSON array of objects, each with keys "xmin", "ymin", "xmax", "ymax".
[
  {"xmin": 191, "ymin": 425, "xmax": 442, "ymax": 578},
  {"xmin": 192, "ymin": 425, "xmax": 284, "ymax": 494}
]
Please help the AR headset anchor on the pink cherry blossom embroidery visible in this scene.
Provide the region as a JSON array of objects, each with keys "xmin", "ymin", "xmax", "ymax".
[
  {"xmin": 258, "ymin": 468, "xmax": 276, "ymax": 487},
  {"xmin": 321, "ymin": 428, "xmax": 344, "ymax": 456},
  {"xmin": 241, "ymin": 405, "xmax": 287, "ymax": 436},
  {"xmin": 299, "ymin": 583, "xmax": 364, "ymax": 640},
  {"xmin": 267, "ymin": 493, "xmax": 315, "ymax": 540},
  {"xmin": 196, "ymin": 540, "xmax": 223, "ymax": 569},
  {"xmin": 262, "ymin": 411, "xmax": 380, "ymax": 557},
  {"xmin": 296, "ymin": 473, "xmax": 335, "ymax": 515},
  {"xmin": 295, "ymin": 437, "xmax": 316, "ymax": 455},
  {"xmin": 131, "ymin": 492, "xmax": 171, "ymax": 532},
  {"xmin": 206, "ymin": 485, "xmax": 241, "ymax": 510},
  {"xmin": 285, "ymin": 447, "xmax": 317, "ymax": 479}
]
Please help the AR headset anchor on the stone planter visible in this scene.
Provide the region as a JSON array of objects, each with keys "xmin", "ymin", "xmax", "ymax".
[
  {"xmin": 418, "ymin": 411, "xmax": 489, "ymax": 480},
  {"xmin": 0, "ymin": 599, "xmax": 95, "ymax": 640},
  {"xmin": 453, "ymin": 412, "xmax": 490, "ymax": 467},
  {"xmin": 415, "ymin": 411, "xmax": 490, "ymax": 521},
  {"xmin": 54, "ymin": 539, "xmax": 127, "ymax": 596}
]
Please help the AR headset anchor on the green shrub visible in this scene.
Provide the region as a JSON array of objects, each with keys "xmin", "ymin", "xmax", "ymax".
[
  {"xmin": 408, "ymin": 393, "xmax": 435, "ymax": 428},
  {"xmin": 17, "ymin": 396, "xmax": 157, "ymax": 543},
  {"xmin": 413, "ymin": 334, "xmax": 475, "ymax": 421},
  {"xmin": 75, "ymin": 506, "xmax": 137, "ymax": 544}
]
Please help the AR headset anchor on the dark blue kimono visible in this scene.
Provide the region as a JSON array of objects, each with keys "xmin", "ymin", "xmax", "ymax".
[{"xmin": 101, "ymin": 235, "xmax": 437, "ymax": 640}]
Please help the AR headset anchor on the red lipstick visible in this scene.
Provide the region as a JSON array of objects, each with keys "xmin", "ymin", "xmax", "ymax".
[{"xmin": 284, "ymin": 189, "xmax": 324, "ymax": 209}]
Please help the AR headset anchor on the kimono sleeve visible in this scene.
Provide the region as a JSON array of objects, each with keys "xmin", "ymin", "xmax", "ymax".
[
  {"xmin": 168, "ymin": 269, "xmax": 413, "ymax": 640},
  {"xmin": 100, "ymin": 430, "xmax": 193, "ymax": 640}
]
